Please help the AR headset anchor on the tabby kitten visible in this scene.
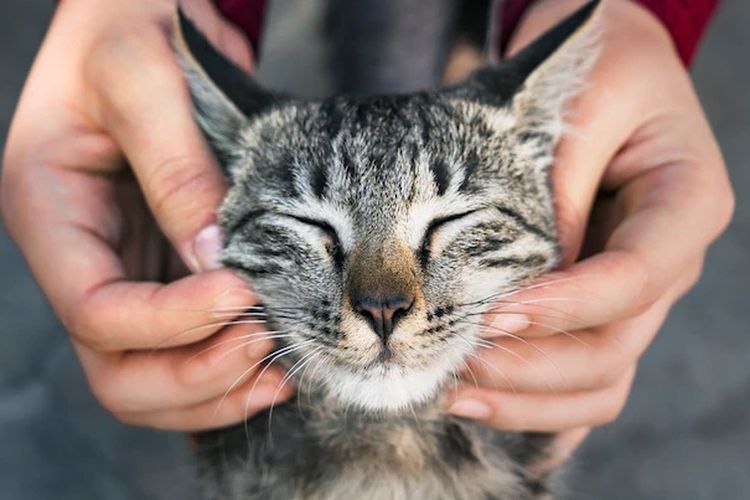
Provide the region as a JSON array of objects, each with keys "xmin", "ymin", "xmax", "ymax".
[{"xmin": 175, "ymin": 1, "xmax": 601, "ymax": 498}]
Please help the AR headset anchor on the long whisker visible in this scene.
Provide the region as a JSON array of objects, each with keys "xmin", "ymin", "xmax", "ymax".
[
  {"xmin": 497, "ymin": 274, "xmax": 601, "ymax": 297},
  {"xmin": 296, "ymin": 349, "xmax": 325, "ymax": 412},
  {"xmin": 153, "ymin": 319, "xmax": 273, "ymax": 350},
  {"xmin": 218, "ymin": 340, "xmax": 313, "ymax": 413},
  {"xmin": 467, "ymin": 298, "xmax": 588, "ymax": 325},
  {"xmin": 239, "ymin": 341, "xmax": 315, "ymax": 442},
  {"xmin": 304, "ymin": 350, "xmax": 330, "ymax": 407},
  {"xmin": 457, "ymin": 274, "xmax": 601, "ymax": 311},
  {"xmin": 185, "ymin": 305, "xmax": 305, "ymax": 313},
  {"xmin": 460, "ymin": 317, "xmax": 567, "ymax": 385},
  {"xmin": 267, "ymin": 348, "xmax": 322, "ymax": 440},
  {"xmin": 461, "ymin": 341, "xmax": 518, "ymax": 394},
  {"xmin": 452, "ymin": 335, "xmax": 482, "ymax": 389},
  {"xmin": 464, "ymin": 310, "xmax": 591, "ymax": 349},
  {"xmin": 207, "ymin": 334, "xmax": 299, "ymax": 364},
  {"xmin": 522, "ymin": 320, "xmax": 591, "ymax": 348},
  {"xmin": 209, "ymin": 311, "xmax": 271, "ymax": 319},
  {"xmin": 187, "ymin": 330, "xmax": 291, "ymax": 360},
  {"xmin": 463, "ymin": 328, "xmax": 559, "ymax": 393}
]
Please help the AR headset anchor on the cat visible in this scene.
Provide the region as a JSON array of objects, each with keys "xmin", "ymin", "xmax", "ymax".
[{"xmin": 174, "ymin": 1, "xmax": 601, "ymax": 498}]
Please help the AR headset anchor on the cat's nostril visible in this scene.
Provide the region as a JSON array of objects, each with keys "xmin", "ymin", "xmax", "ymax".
[{"xmin": 352, "ymin": 295, "xmax": 414, "ymax": 343}]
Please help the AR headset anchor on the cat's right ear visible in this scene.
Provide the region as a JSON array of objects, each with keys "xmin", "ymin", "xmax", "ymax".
[{"xmin": 173, "ymin": 9, "xmax": 280, "ymax": 168}]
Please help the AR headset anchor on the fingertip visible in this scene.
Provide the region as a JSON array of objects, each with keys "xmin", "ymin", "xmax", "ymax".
[
  {"xmin": 447, "ymin": 397, "xmax": 494, "ymax": 420},
  {"xmin": 246, "ymin": 336, "xmax": 275, "ymax": 360},
  {"xmin": 211, "ymin": 285, "xmax": 257, "ymax": 317},
  {"xmin": 187, "ymin": 224, "xmax": 224, "ymax": 273},
  {"xmin": 482, "ymin": 313, "xmax": 530, "ymax": 338},
  {"xmin": 247, "ymin": 367, "xmax": 295, "ymax": 406}
]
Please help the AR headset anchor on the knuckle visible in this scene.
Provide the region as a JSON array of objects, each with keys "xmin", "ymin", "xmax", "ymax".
[
  {"xmin": 717, "ymin": 186, "xmax": 736, "ymax": 232},
  {"xmin": 111, "ymin": 410, "xmax": 141, "ymax": 427},
  {"xmin": 0, "ymin": 168, "xmax": 18, "ymax": 232},
  {"xmin": 66, "ymin": 303, "xmax": 117, "ymax": 353},
  {"xmin": 698, "ymin": 164, "xmax": 735, "ymax": 239},
  {"xmin": 88, "ymin": 375, "xmax": 123, "ymax": 413},
  {"xmin": 66, "ymin": 307, "xmax": 98, "ymax": 346},
  {"xmin": 619, "ymin": 250, "xmax": 653, "ymax": 315},
  {"xmin": 86, "ymin": 25, "xmax": 161, "ymax": 83},
  {"xmin": 0, "ymin": 165, "xmax": 40, "ymax": 238},
  {"xmin": 595, "ymin": 357, "xmax": 630, "ymax": 390},
  {"xmin": 682, "ymin": 258, "xmax": 705, "ymax": 293},
  {"xmin": 595, "ymin": 381, "xmax": 632, "ymax": 427},
  {"xmin": 145, "ymin": 156, "xmax": 214, "ymax": 214},
  {"xmin": 86, "ymin": 27, "xmax": 180, "ymax": 117},
  {"xmin": 175, "ymin": 354, "xmax": 211, "ymax": 390},
  {"xmin": 596, "ymin": 398, "xmax": 625, "ymax": 426}
]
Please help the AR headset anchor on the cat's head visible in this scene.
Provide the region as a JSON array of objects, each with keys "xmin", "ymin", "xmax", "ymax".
[{"xmin": 175, "ymin": 1, "xmax": 601, "ymax": 411}]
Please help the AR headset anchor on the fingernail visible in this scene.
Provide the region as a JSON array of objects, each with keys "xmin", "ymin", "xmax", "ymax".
[
  {"xmin": 212, "ymin": 287, "xmax": 255, "ymax": 318},
  {"xmin": 484, "ymin": 313, "xmax": 529, "ymax": 337},
  {"xmin": 191, "ymin": 224, "xmax": 224, "ymax": 273},
  {"xmin": 448, "ymin": 398, "xmax": 493, "ymax": 420}
]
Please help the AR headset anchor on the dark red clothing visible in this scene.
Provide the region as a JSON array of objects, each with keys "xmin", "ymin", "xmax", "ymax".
[
  {"xmin": 215, "ymin": 0, "xmax": 719, "ymax": 67},
  {"xmin": 499, "ymin": 0, "xmax": 720, "ymax": 66},
  {"xmin": 213, "ymin": 0, "xmax": 268, "ymax": 53}
]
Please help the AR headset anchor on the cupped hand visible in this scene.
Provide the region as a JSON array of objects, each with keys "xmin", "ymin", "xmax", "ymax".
[
  {"xmin": 447, "ymin": 0, "xmax": 734, "ymax": 465},
  {"xmin": 1, "ymin": 0, "xmax": 292, "ymax": 430}
]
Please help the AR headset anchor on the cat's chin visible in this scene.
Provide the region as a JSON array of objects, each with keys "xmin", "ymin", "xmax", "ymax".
[{"xmin": 325, "ymin": 363, "xmax": 452, "ymax": 412}]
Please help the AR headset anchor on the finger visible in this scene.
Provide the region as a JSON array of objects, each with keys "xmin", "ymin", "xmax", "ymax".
[
  {"xmin": 483, "ymin": 250, "xmax": 658, "ymax": 338},
  {"xmin": 1, "ymin": 164, "xmax": 256, "ymax": 352},
  {"xmin": 74, "ymin": 270, "xmax": 260, "ymax": 351},
  {"xmin": 535, "ymin": 427, "xmax": 591, "ymax": 473},
  {"xmin": 180, "ymin": 0, "xmax": 255, "ymax": 71},
  {"xmin": 469, "ymin": 296, "xmax": 670, "ymax": 393},
  {"xmin": 542, "ymin": 3, "xmax": 684, "ymax": 262},
  {"xmin": 77, "ymin": 321, "xmax": 279, "ymax": 413},
  {"xmin": 115, "ymin": 366, "xmax": 293, "ymax": 431},
  {"xmin": 484, "ymin": 239, "xmax": 707, "ymax": 339},
  {"xmin": 87, "ymin": 30, "xmax": 228, "ymax": 272},
  {"xmin": 447, "ymin": 367, "xmax": 636, "ymax": 432}
]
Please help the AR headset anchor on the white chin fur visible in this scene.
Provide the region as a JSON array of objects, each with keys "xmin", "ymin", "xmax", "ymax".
[{"xmin": 327, "ymin": 364, "xmax": 452, "ymax": 412}]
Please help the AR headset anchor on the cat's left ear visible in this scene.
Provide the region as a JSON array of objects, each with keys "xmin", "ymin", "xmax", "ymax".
[
  {"xmin": 453, "ymin": 0, "xmax": 602, "ymax": 135},
  {"xmin": 173, "ymin": 9, "xmax": 283, "ymax": 169}
]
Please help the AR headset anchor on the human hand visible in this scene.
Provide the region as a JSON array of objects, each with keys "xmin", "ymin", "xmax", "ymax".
[
  {"xmin": 1, "ymin": 0, "xmax": 292, "ymax": 430},
  {"xmin": 446, "ymin": 0, "xmax": 734, "ymax": 466}
]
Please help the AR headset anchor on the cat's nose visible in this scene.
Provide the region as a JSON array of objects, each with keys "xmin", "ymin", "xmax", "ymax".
[{"xmin": 351, "ymin": 294, "xmax": 414, "ymax": 343}]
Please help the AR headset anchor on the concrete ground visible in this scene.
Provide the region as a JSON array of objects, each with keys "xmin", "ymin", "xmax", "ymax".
[{"xmin": 1, "ymin": 1, "xmax": 748, "ymax": 499}]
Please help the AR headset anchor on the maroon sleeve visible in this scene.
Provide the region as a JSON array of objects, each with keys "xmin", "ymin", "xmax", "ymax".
[
  {"xmin": 213, "ymin": 0, "xmax": 268, "ymax": 53},
  {"xmin": 54, "ymin": 0, "xmax": 270, "ymax": 53},
  {"xmin": 498, "ymin": 0, "xmax": 720, "ymax": 66}
]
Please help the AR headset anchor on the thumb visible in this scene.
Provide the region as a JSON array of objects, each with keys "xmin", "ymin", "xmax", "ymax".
[{"xmin": 95, "ymin": 34, "xmax": 229, "ymax": 272}]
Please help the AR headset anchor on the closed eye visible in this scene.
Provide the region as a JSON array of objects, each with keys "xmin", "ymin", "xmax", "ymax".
[
  {"xmin": 283, "ymin": 214, "xmax": 345, "ymax": 270},
  {"xmin": 418, "ymin": 209, "xmax": 480, "ymax": 267}
]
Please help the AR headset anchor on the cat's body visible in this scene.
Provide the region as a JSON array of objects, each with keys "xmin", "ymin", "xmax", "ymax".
[
  {"xmin": 199, "ymin": 397, "xmax": 554, "ymax": 500},
  {"xmin": 175, "ymin": 2, "xmax": 601, "ymax": 498}
]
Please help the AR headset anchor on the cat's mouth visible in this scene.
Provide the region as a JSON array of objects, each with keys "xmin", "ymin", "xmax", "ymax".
[
  {"xmin": 318, "ymin": 339, "xmax": 470, "ymax": 412},
  {"xmin": 325, "ymin": 362, "xmax": 448, "ymax": 411},
  {"xmin": 376, "ymin": 346, "xmax": 394, "ymax": 364}
]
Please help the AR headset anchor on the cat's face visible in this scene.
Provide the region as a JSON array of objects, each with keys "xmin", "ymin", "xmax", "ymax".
[
  {"xmin": 175, "ymin": 2, "xmax": 600, "ymax": 410},
  {"xmin": 219, "ymin": 96, "xmax": 559, "ymax": 409}
]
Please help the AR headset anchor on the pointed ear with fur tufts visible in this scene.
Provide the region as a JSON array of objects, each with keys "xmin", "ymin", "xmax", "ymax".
[
  {"xmin": 173, "ymin": 8, "xmax": 282, "ymax": 171},
  {"xmin": 449, "ymin": 0, "xmax": 602, "ymax": 138}
]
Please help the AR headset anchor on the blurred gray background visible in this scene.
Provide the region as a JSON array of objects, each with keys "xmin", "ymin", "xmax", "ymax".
[{"xmin": 1, "ymin": 1, "xmax": 748, "ymax": 499}]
